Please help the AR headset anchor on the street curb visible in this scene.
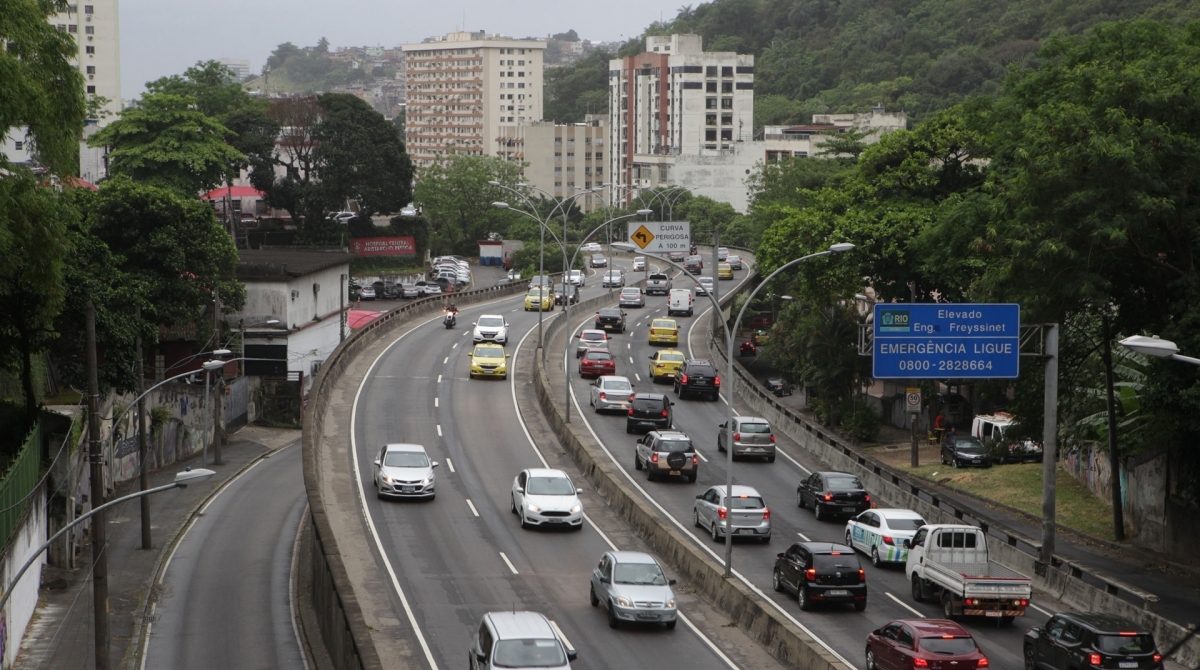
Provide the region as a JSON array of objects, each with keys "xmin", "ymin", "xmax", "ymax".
[{"xmin": 122, "ymin": 440, "xmax": 298, "ymax": 670}]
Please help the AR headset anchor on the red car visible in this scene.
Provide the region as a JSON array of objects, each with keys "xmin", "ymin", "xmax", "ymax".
[
  {"xmin": 748, "ymin": 314, "xmax": 774, "ymax": 329},
  {"xmin": 739, "ymin": 340, "xmax": 757, "ymax": 356},
  {"xmin": 578, "ymin": 348, "xmax": 616, "ymax": 378},
  {"xmin": 866, "ymin": 619, "xmax": 988, "ymax": 670}
]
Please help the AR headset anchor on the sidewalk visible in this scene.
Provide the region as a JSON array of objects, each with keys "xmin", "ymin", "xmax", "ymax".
[{"xmin": 12, "ymin": 424, "xmax": 300, "ymax": 670}]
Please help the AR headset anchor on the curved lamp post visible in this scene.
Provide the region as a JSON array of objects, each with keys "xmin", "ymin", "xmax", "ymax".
[{"xmin": 616, "ymin": 241, "xmax": 855, "ymax": 576}]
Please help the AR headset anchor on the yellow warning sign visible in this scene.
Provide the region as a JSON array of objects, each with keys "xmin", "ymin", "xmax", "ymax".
[{"xmin": 631, "ymin": 225, "xmax": 656, "ymax": 249}]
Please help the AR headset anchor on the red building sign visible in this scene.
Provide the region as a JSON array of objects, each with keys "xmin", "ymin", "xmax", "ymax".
[{"xmin": 350, "ymin": 236, "xmax": 417, "ymax": 256}]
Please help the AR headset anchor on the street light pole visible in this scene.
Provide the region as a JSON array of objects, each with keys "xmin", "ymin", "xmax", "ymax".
[{"xmin": 86, "ymin": 301, "xmax": 109, "ymax": 670}]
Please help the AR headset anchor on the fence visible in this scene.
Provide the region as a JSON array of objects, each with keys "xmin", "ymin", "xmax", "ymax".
[{"xmin": 0, "ymin": 422, "xmax": 43, "ymax": 551}]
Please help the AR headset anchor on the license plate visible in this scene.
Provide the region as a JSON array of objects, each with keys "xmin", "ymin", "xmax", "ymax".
[
  {"xmin": 669, "ymin": 470, "xmax": 681, "ymax": 476},
  {"xmin": 736, "ymin": 529, "xmax": 751, "ymax": 534},
  {"xmin": 547, "ymin": 519, "xmax": 562, "ymax": 524},
  {"xmin": 842, "ymin": 507, "xmax": 857, "ymax": 513},
  {"xmin": 694, "ymin": 380, "xmax": 709, "ymax": 386},
  {"xmin": 402, "ymin": 486, "xmax": 415, "ymax": 492},
  {"xmin": 639, "ymin": 420, "xmax": 655, "ymax": 426},
  {"xmin": 826, "ymin": 589, "xmax": 849, "ymax": 596},
  {"xmin": 985, "ymin": 611, "xmax": 1002, "ymax": 617},
  {"xmin": 1119, "ymin": 662, "xmax": 1138, "ymax": 669},
  {"xmin": 973, "ymin": 458, "xmax": 981, "ymax": 463}
]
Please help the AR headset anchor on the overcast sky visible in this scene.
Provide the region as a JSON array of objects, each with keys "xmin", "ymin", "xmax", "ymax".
[{"xmin": 120, "ymin": 0, "xmax": 685, "ymax": 97}]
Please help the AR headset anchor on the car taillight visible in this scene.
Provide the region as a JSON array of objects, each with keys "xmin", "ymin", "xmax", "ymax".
[
  {"xmin": 1088, "ymin": 653, "xmax": 1102, "ymax": 666},
  {"xmin": 661, "ymin": 410, "xmax": 668, "ymax": 417},
  {"xmin": 680, "ymin": 374, "xmax": 688, "ymax": 383},
  {"xmin": 717, "ymin": 507, "xmax": 727, "ymax": 519},
  {"xmin": 805, "ymin": 568, "xmax": 816, "ymax": 581},
  {"xmin": 965, "ymin": 598, "xmax": 979, "ymax": 605},
  {"xmin": 1017, "ymin": 599, "xmax": 1029, "ymax": 606},
  {"xmin": 628, "ymin": 408, "xmax": 635, "ymax": 415},
  {"xmin": 714, "ymin": 375, "xmax": 720, "ymax": 385},
  {"xmin": 882, "ymin": 536, "xmax": 894, "ymax": 545},
  {"xmin": 864, "ymin": 494, "xmax": 871, "ymax": 503},
  {"xmin": 763, "ymin": 508, "xmax": 771, "ymax": 520},
  {"xmin": 733, "ymin": 433, "xmax": 741, "ymax": 441},
  {"xmin": 977, "ymin": 658, "xmax": 989, "ymax": 668},
  {"xmin": 823, "ymin": 493, "xmax": 833, "ymax": 502},
  {"xmin": 1153, "ymin": 654, "xmax": 1162, "ymax": 664},
  {"xmin": 859, "ymin": 568, "xmax": 865, "ymax": 581},
  {"xmin": 651, "ymin": 453, "xmax": 659, "ymax": 463},
  {"xmin": 692, "ymin": 455, "xmax": 698, "ymax": 464},
  {"xmin": 629, "ymin": 394, "xmax": 635, "ymax": 402},
  {"xmin": 913, "ymin": 659, "xmax": 929, "ymax": 668},
  {"xmin": 599, "ymin": 392, "xmax": 607, "ymax": 400}
]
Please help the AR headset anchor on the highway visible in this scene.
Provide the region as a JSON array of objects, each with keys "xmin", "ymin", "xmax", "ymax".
[
  {"xmin": 350, "ymin": 256, "xmax": 762, "ymax": 670},
  {"xmin": 562, "ymin": 253, "xmax": 1057, "ymax": 670},
  {"xmin": 144, "ymin": 444, "xmax": 308, "ymax": 670}
]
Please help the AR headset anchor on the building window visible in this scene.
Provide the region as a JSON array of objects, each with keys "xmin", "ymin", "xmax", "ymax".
[
  {"xmin": 85, "ymin": 25, "xmax": 93, "ymax": 34},
  {"xmin": 596, "ymin": 167, "xmax": 603, "ymax": 174},
  {"xmin": 518, "ymin": 71, "xmax": 524, "ymax": 77},
  {"xmin": 86, "ymin": 45, "xmax": 94, "ymax": 54},
  {"xmin": 721, "ymin": 98, "xmax": 733, "ymax": 109},
  {"xmin": 86, "ymin": 85, "xmax": 95, "ymax": 94},
  {"xmin": 706, "ymin": 114, "xmax": 716, "ymax": 126},
  {"xmin": 722, "ymin": 66, "xmax": 733, "ymax": 77},
  {"xmin": 706, "ymin": 97, "xmax": 717, "ymax": 109},
  {"xmin": 86, "ymin": 65, "xmax": 95, "ymax": 74},
  {"xmin": 722, "ymin": 82, "xmax": 733, "ymax": 93},
  {"xmin": 13, "ymin": 141, "xmax": 23, "ymax": 151},
  {"xmin": 705, "ymin": 66, "xmax": 717, "ymax": 77},
  {"xmin": 721, "ymin": 114, "xmax": 732, "ymax": 125},
  {"xmin": 706, "ymin": 129, "xmax": 717, "ymax": 142},
  {"xmin": 84, "ymin": 4, "xmax": 93, "ymax": 12},
  {"xmin": 706, "ymin": 82, "xmax": 716, "ymax": 93},
  {"xmin": 585, "ymin": 152, "xmax": 591, "ymax": 159},
  {"xmin": 721, "ymin": 129, "xmax": 732, "ymax": 141},
  {"xmin": 595, "ymin": 152, "xmax": 603, "ymax": 160},
  {"xmin": 517, "ymin": 83, "xmax": 524, "ymax": 88},
  {"xmin": 518, "ymin": 60, "xmax": 524, "ymax": 65},
  {"xmin": 68, "ymin": 24, "xmax": 77, "ymax": 33}
]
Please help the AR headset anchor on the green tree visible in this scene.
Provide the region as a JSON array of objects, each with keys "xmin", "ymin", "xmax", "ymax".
[
  {"xmin": 413, "ymin": 155, "xmax": 523, "ymax": 255},
  {"xmin": 544, "ymin": 50, "xmax": 613, "ymax": 122},
  {"xmin": 89, "ymin": 92, "xmax": 246, "ymax": 194},
  {"xmin": 266, "ymin": 42, "xmax": 301, "ymax": 70}
]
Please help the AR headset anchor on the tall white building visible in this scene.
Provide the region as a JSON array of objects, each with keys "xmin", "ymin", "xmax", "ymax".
[
  {"xmin": 402, "ymin": 31, "xmax": 545, "ymax": 169},
  {"xmin": 217, "ymin": 58, "xmax": 253, "ymax": 80},
  {"xmin": 606, "ymin": 35, "xmax": 753, "ymax": 206}
]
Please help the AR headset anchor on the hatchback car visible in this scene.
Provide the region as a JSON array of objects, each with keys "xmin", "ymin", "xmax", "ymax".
[
  {"xmin": 567, "ymin": 270, "xmax": 585, "ymax": 286},
  {"xmin": 634, "ymin": 430, "xmax": 697, "ymax": 482},
  {"xmin": 360, "ymin": 285, "xmax": 376, "ymax": 300},
  {"xmin": 415, "ymin": 281, "xmax": 442, "ymax": 296},
  {"xmin": 796, "ymin": 471, "xmax": 872, "ymax": 521},
  {"xmin": 674, "ymin": 359, "xmax": 721, "ymax": 401},
  {"xmin": 632, "ymin": 256, "xmax": 646, "ymax": 271},
  {"xmin": 717, "ymin": 263, "xmax": 733, "ymax": 280},
  {"xmin": 618, "ymin": 287, "xmax": 645, "ymax": 308},
  {"xmin": 580, "ymin": 242, "xmax": 602, "ymax": 253},
  {"xmin": 625, "ymin": 393, "xmax": 674, "ymax": 433},
  {"xmin": 373, "ymin": 443, "xmax": 438, "ymax": 499},
  {"xmin": 647, "ymin": 318, "xmax": 679, "ymax": 345},
  {"xmin": 589, "ymin": 375, "xmax": 634, "ymax": 413},
  {"xmin": 1024, "ymin": 612, "xmax": 1163, "ymax": 670},
  {"xmin": 717, "ymin": 416, "xmax": 776, "ymax": 462},
  {"xmin": 470, "ymin": 611, "xmax": 576, "ymax": 670},
  {"xmin": 773, "ymin": 541, "xmax": 865, "ymax": 611},
  {"xmin": 647, "ymin": 350, "xmax": 686, "ymax": 382},
  {"xmin": 694, "ymin": 484, "xmax": 771, "ymax": 543},
  {"xmin": 763, "ymin": 377, "xmax": 792, "ymax": 396},
  {"xmin": 554, "ymin": 284, "xmax": 580, "ymax": 305},
  {"xmin": 739, "ymin": 340, "xmax": 758, "ymax": 356},
  {"xmin": 727, "ymin": 254, "xmax": 743, "ymax": 270},
  {"xmin": 468, "ymin": 343, "xmax": 509, "ymax": 380},
  {"xmin": 590, "ymin": 551, "xmax": 678, "ymax": 629},
  {"xmin": 399, "ymin": 283, "xmax": 420, "ymax": 299},
  {"xmin": 941, "ymin": 436, "xmax": 992, "ymax": 468},
  {"xmin": 601, "ymin": 270, "xmax": 624, "ymax": 288},
  {"xmin": 579, "ymin": 348, "xmax": 616, "ymax": 378},
  {"xmin": 576, "ymin": 329, "xmax": 609, "ymax": 357},
  {"xmin": 868, "ymin": 619, "xmax": 987, "ymax": 670},
  {"xmin": 590, "ymin": 254, "xmax": 608, "ymax": 268},
  {"xmin": 524, "ymin": 287, "xmax": 554, "ymax": 312},
  {"xmin": 511, "ymin": 468, "xmax": 584, "ymax": 530},
  {"xmin": 845, "ymin": 508, "xmax": 927, "ymax": 567},
  {"xmin": 473, "ymin": 314, "xmax": 509, "ymax": 344},
  {"xmin": 694, "ymin": 277, "xmax": 714, "ymax": 296}
]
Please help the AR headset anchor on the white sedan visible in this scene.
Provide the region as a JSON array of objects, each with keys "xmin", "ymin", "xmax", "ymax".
[
  {"xmin": 511, "ymin": 468, "xmax": 584, "ymax": 530},
  {"xmin": 844, "ymin": 508, "xmax": 927, "ymax": 567},
  {"xmin": 581, "ymin": 242, "xmax": 603, "ymax": 253},
  {"xmin": 632, "ymin": 256, "xmax": 646, "ymax": 271}
]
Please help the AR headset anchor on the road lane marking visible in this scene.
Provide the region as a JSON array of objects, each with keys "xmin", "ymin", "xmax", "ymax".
[
  {"xmin": 548, "ymin": 620, "xmax": 574, "ymax": 655},
  {"xmin": 629, "ymin": 356, "xmax": 634, "ymax": 364},
  {"xmin": 1031, "ymin": 603, "xmax": 1054, "ymax": 617},
  {"xmin": 499, "ymin": 552, "xmax": 519, "ymax": 574},
  {"xmin": 627, "ymin": 343, "xmax": 631, "ymax": 349},
  {"xmin": 634, "ymin": 373, "xmax": 641, "ymax": 381},
  {"xmin": 452, "ymin": 342, "xmax": 458, "ymax": 348},
  {"xmin": 696, "ymin": 451, "xmax": 709, "ymax": 462},
  {"xmin": 437, "ymin": 374, "xmax": 442, "ymax": 383},
  {"xmin": 796, "ymin": 532, "xmax": 811, "ymax": 541},
  {"xmin": 437, "ymin": 424, "xmax": 443, "ymax": 437},
  {"xmin": 466, "ymin": 499, "xmax": 480, "ymax": 517},
  {"xmin": 434, "ymin": 397, "xmax": 439, "ymax": 407},
  {"xmin": 445, "ymin": 457, "xmax": 455, "ymax": 473},
  {"xmin": 887, "ymin": 592, "xmax": 925, "ymax": 617},
  {"xmin": 443, "ymin": 356, "xmax": 448, "ymax": 364}
]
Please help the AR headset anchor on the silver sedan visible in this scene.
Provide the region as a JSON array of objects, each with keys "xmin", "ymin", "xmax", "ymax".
[
  {"xmin": 693, "ymin": 484, "xmax": 771, "ymax": 543},
  {"xmin": 589, "ymin": 375, "xmax": 634, "ymax": 412},
  {"xmin": 590, "ymin": 551, "xmax": 678, "ymax": 629}
]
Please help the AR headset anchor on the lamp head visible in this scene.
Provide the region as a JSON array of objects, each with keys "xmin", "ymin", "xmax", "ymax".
[
  {"xmin": 829, "ymin": 242, "xmax": 856, "ymax": 253},
  {"xmin": 487, "ymin": 180, "xmax": 500, "ymax": 186},
  {"xmin": 635, "ymin": 209, "xmax": 654, "ymax": 215},
  {"xmin": 491, "ymin": 201, "xmax": 510, "ymax": 209},
  {"xmin": 174, "ymin": 467, "xmax": 216, "ymax": 488},
  {"xmin": 202, "ymin": 360, "xmax": 226, "ymax": 371},
  {"xmin": 264, "ymin": 319, "xmax": 280, "ymax": 325},
  {"xmin": 212, "ymin": 348, "xmax": 232, "ymax": 357},
  {"xmin": 1118, "ymin": 335, "xmax": 1179, "ymax": 359}
]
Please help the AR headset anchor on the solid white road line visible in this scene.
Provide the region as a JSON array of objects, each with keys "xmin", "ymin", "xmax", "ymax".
[
  {"xmin": 290, "ymin": 501, "xmax": 314, "ymax": 670},
  {"xmin": 499, "ymin": 552, "xmax": 519, "ymax": 575},
  {"xmin": 886, "ymin": 592, "xmax": 925, "ymax": 618},
  {"xmin": 445, "ymin": 457, "xmax": 456, "ymax": 473},
  {"xmin": 508, "ymin": 319, "xmax": 741, "ymax": 670},
  {"xmin": 466, "ymin": 499, "xmax": 480, "ymax": 517},
  {"xmin": 696, "ymin": 451, "xmax": 709, "ymax": 463},
  {"xmin": 634, "ymin": 373, "xmax": 641, "ymax": 381}
]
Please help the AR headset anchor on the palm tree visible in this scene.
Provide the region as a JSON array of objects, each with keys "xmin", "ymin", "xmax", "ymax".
[{"xmin": 677, "ymin": 4, "xmax": 693, "ymax": 20}]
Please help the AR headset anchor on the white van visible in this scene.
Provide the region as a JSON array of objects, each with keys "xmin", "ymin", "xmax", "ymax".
[
  {"xmin": 970, "ymin": 412, "xmax": 1043, "ymax": 463},
  {"xmin": 667, "ymin": 289, "xmax": 693, "ymax": 317}
]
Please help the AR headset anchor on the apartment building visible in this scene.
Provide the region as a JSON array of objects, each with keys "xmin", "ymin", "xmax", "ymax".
[
  {"xmin": 606, "ymin": 34, "xmax": 753, "ymax": 206},
  {"xmin": 217, "ymin": 58, "xmax": 253, "ymax": 80},
  {"xmin": 496, "ymin": 115, "xmax": 608, "ymax": 212},
  {"xmin": 763, "ymin": 108, "xmax": 908, "ymax": 160},
  {"xmin": 402, "ymin": 31, "xmax": 545, "ymax": 169}
]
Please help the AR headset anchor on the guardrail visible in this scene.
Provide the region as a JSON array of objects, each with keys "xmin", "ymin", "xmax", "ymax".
[{"xmin": 303, "ymin": 277, "xmax": 537, "ymax": 670}]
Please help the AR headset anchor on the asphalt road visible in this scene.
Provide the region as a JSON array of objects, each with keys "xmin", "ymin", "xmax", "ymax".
[
  {"xmin": 562, "ymin": 254, "xmax": 1058, "ymax": 670},
  {"xmin": 145, "ymin": 444, "xmax": 307, "ymax": 670},
  {"xmin": 352, "ymin": 254, "xmax": 749, "ymax": 670}
]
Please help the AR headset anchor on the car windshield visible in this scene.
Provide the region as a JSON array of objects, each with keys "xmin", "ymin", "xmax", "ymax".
[
  {"xmin": 383, "ymin": 451, "xmax": 429, "ymax": 468},
  {"xmin": 739, "ymin": 422, "xmax": 770, "ymax": 434},
  {"xmin": 883, "ymin": 516, "xmax": 926, "ymax": 531},
  {"xmin": 827, "ymin": 476, "xmax": 864, "ymax": 490},
  {"xmin": 1095, "ymin": 634, "xmax": 1156, "ymax": 653},
  {"xmin": 727, "ymin": 495, "xmax": 765, "ymax": 509},
  {"xmin": 528, "ymin": 289, "xmax": 548, "ymax": 296},
  {"xmin": 476, "ymin": 346, "xmax": 504, "ymax": 358},
  {"xmin": 602, "ymin": 380, "xmax": 632, "ymax": 391},
  {"xmin": 659, "ymin": 353, "xmax": 684, "ymax": 362},
  {"xmin": 699, "ymin": 278, "xmax": 713, "ymax": 284},
  {"xmin": 652, "ymin": 320, "xmax": 675, "ymax": 328},
  {"xmin": 586, "ymin": 351, "xmax": 612, "ymax": 361},
  {"xmin": 477, "ymin": 317, "xmax": 504, "ymax": 327},
  {"xmin": 491, "ymin": 639, "xmax": 566, "ymax": 668},
  {"xmin": 953, "ymin": 438, "xmax": 988, "ymax": 454},
  {"xmin": 613, "ymin": 561, "xmax": 668, "ymax": 585},
  {"xmin": 526, "ymin": 476, "xmax": 575, "ymax": 496},
  {"xmin": 656, "ymin": 440, "xmax": 693, "ymax": 452},
  {"xmin": 919, "ymin": 636, "xmax": 977, "ymax": 655}
]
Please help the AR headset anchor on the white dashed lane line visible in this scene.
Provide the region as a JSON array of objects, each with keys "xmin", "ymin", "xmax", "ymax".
[
  {"xmin": 445, "ymin": 457, "xmax": 455, "ymax": 473},
  {"xmin": 499, "ymin": 552, "xmax": 520, "ymax": 575},
  {"xmin": 887, "ymin": 592, "xmax": 925, "ymax": 618},
  {"xmin": 465, "ymin": 499, "xmax": 480, "ymax": 517},
  {"xmin": 436, "ymin": 424, "xmax": 443, "ymax": 436}
]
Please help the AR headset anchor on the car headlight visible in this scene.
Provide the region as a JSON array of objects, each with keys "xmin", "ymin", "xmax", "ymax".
[
  {"xmin": 570, "ymin": 504, "xmax": 581, "ymax": 514},
  {"xmin": 526, "ymin": 503, "xmax": 541, "ymax": 513},
  {"xmin": 421, "ymin": 475, "xmax": 433, "ymax": 485},
  {"xmin": 382, "ymin": 476, "xmax": 392, "ymax": 483},
  {"xmin": 615, "ymin": 596, "xmax": 632, "ymax": 607},
  {"xmin": 666, "ymin": 598, "xmax": 676, "ymax": 608}
]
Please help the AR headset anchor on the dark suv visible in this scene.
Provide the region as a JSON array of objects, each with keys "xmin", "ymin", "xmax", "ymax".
[
  {"xmin": 1025, "ymin": 613, "xmax": 1163, "ymax": 670},
  {"xmin": 626, "ymin": 393, "xmax": 674, "ymax": 434},
  {"xmin": 773, "ymin": 542, "xmax": 866, "ymax": 611},
  {"xmin": 674, "ymin": 359, "xmax": 721, "ymax": 401},
  {"xmin": 595, "ymin": 308, "xmax": 627, "ymax": 333}
]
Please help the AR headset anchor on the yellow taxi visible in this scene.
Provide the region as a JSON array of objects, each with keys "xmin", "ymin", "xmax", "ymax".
[
  {"xmin": 647, "ymin": 349, "xmax": 686, "ymax": 383},
  {"xmin": 647, "ymin": 318, "xmax": 680, "ymax": 346},
  {"xmin": 524, "ymin": 287, "xmax": 554, "ymax": 312},
  {"xmin": 717, "ymin": 262, "xmax": 734, "ymax": 280},
  {"xmin": 468, "ymin": 343, "xmax": 509, "ymax": 379}
]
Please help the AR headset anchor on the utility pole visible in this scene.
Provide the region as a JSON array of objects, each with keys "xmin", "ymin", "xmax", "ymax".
[
  {"xmin": 86, "ymin": 302, "xmax": 110, "ymax": 670},
  {"xmin": 340, "ymin": 274, "xmax": 347, "ymax": 342},
  {"xmin": 1040, "ymin": 324, "xmax": 1060, "ymax": 566},
  {"xmin": 136, "ymin": 307, "xmax": 152, "ymax": 550},
  {"xmin": 212, "ymin": 288, "xmax": 224, "ymax": 465}
]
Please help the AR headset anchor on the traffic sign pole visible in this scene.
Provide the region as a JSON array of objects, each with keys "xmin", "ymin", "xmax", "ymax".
[{"xmin": 906, "ymin": 388, "xmax": 921, "ymax": 467}]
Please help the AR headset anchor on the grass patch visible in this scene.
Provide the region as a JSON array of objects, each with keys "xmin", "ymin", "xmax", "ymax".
[{"xmin": 898, "ymin": 462, "xmax": 1128, "ymax": 541}]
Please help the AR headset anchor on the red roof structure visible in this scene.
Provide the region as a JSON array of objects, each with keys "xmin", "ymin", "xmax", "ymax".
[{"xmin": 202, "ymin": 186, "xmax": 265, "ymax": 200}]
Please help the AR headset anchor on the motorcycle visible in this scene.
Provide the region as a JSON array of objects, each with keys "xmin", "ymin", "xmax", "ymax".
[{"xmin": 443, "ymin": 310, "xmax": 457, "ymax": 329}]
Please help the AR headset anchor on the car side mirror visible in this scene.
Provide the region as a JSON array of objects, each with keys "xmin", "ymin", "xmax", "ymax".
[
  {"xmin": 472, "ymin": 322, "xmax": 477, "ymax": 326},
  {"xmin": 515, "ymin": 486, "xmax": 523, "ymax": 493},
  {"xmin": 576, "ymin": 488, "xmax": 583, "ymax": 494},
  {"xmin": 648, "ymin": 356, "xmax": 655, "ymax": 360},
  {"xmin": 872, "ymin": 628, "xmax": 882, "ymax": 636},
  {"xmin": 670, "ymin": 402, "xmax": 676, "ymax": 406},
  {"xmin": 599, "ymin": 576, "xmax": 610, "ymax": 584},
  {"xmin": 777, "ymin": 552, "xmax": 785, "ymax": 559},
  {"xmin": 695, "ymin": 494, "xmax": 704, "ymax": 499},
  {"xmin": 719, "ymin": 422, "xmax": 726, "ymax": 428},
  {"xmin": 476, "ymin": 651, "xmax": 487, "ymax": 663},
  {"xmin": 903, "ymin": 539, "xmax": 912, "ymax": 549},
  {"xmin": 431, "ymin": 461, "xmax": 440, "ymax": 468},
  {"xmin": 668, "ymin": 579, "xmax": 677, "ymax": 586},
  {"xmin": 467, "ymin": 353, "xmax": 473, "ymax": 357},
  {"xmin": 505, "ymin": 354, "xmax": 511, "ymax": 358},
  {"xmin": 567, "ymin": 650, "xmax": 578, "ymax": 661},
  {"xmin": 595, "ymin": 311, "xmax": 600, "ymax": 314},
  {"xmin": 373, "ymin": 459, "xmax": 381, "ymax": 466}
]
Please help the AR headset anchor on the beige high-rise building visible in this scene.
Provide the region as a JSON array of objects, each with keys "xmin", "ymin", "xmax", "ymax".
[
  {"xmin": 402, "ymin": 31, "xmax": 545, "ymax": 169},
  {"xmin": 496, "ymin": 115, "xmax": 608, "ymax": 212}
]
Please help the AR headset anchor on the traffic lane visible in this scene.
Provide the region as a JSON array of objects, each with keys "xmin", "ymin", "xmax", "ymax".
[
  {"xmin": 354, "ymin": 293, "xmax": 733, "ymax": 669},
  {"xmin": 568, "ymin": 293, "xmax": 1039, "ymax": 668},
  {"xmin": 146, "ymin": 445, "xmax": 306, "ymax": 670}
]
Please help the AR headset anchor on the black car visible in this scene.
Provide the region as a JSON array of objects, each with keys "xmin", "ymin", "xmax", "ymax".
[
  {"xmin": 1024, "ymin": 612, "xmax": 1163, "ymax": 670},
  {"xmin": 626, "ymin": 393, "xmax": 674, "ymax": 434},
  {"xmin": 674, "ymin": 359, "xmax": 721, "ymax": 401},
  {"xmin": 595, "ymin": 308, "xmax": 627, "ymax": 333},
  {"xmin": 773, "ymin": 542, "xmax": 866, "ymax": 611},
  {"xmin": 764, "ymin": 377, "xmax": 792, "ymax": 396},
  {"xmin": 941, "ymin": 436, "xmax": 992, "ymax": 468},
  {"xmin": 796, "ymin": 472, "xmax": 872, "ymax": 521},
  {"xmin": 555, "ymin": 284, "xmax": 580, "ymax": 305},
  {"xmin": 668, "ymin": 251, "xmax": 686, "ymax": 263},
  {"xmin": 683, "ymin": 256, "xmax": 703, "ymax": 274}
]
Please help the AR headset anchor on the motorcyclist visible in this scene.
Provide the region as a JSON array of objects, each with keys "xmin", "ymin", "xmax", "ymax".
[{"xmin": 443, "ymin": 302, "xmax": 458, "ymax": 327}]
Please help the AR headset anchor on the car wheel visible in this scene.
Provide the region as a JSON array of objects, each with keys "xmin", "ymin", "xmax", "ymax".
[
  {"xmin": 634, "ymin": 453, "xmax": 642, "ymax": 470},
  {"xmin": 686, "ymin": 473, "xmax": 696, "ymax": 483},
  {"xmin": 814, "ymin": 503, "xmax": 824, "ymax": 521},
  {"xmin": 511, "ymin": 495, "xmax": 517, "ymax": 515},
  {"xmin": 942, "ymin": 592, "xmax": 957, "ymax": 620},
  {"xmin": 608, "ymin": 602, "xmax": 619, "ymax": 629},
  {"xmin": 871, "ymin": 547, "xmax": 882, "ymax": 568},
  {"xmin": 519, "ymin": 512, "xmax": 530, "ymax": 530},
  {"xmin": 845, "ymin": 530, "xmax": 854, "ymax": 546},
  {"xmin": 1024, "ymin": 644, "xmax": 1037, "ymax": 670},
  {"xmin": 767, "ymin": 455, "xmax": 776, "ymax": 463},
  {"xmin": 646, "ymin": 465, "xmax": 655, "ymax": 481},
  {"xmin": 911, "ymin": 574, "xmax": 924, "ymax": 602},
  {"xmin": 625, "ymin": 424, "xmax": 633, "ymax": 434},
  {"xmin": 589, "ymin": 584, "xmax": 599, "ymax": 607},
  {"xmin": 797, "ymin": 492, "xmax": 805, "ymax": 508},
  {"xmin": 665, "ymin": 619, "xmax": 676, "ymax": 630},
  {"xmin": 798, "ymin": 586, "xmax": 812, "ymax": 611},
  {"xmin": 590, "ymin": 395, "xmax": 594, "ymax": 407},
  {"xmin": 694, "ymin": 509, "xmax": 702, "ymax": 528},
  {"xmin": 711, "ymin": 519, "xmax": 721, "ymax": 542},
  {"xmin": 855, "ymin": 599, "xmax": 867, "ymax": 612},
  {"xmin": 717, "ymin": 439, "xmax": 725, "ymax": 453},
  {"xmin": 952, "ymin": 458, "xmax": 959, "ymax": 468},
  {"xmin": 761, "ymin": 534, "xmax": 771, "ymax": 544},
  {"xmin": 772, "ymin": 568, "xmax": 784, "ymax": 592}
]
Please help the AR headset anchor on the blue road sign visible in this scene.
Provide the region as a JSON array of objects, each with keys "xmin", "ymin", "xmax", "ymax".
[{"xmin": 872, "ymin": 304, "xmax": 1020, "ymax": 379}]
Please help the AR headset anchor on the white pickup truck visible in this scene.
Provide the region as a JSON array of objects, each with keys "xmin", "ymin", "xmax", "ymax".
[{"xmin": 905, "ymin": 524, "xmax": 1032, "ymax": 624}]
